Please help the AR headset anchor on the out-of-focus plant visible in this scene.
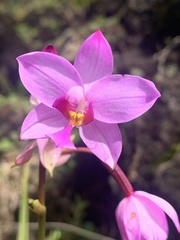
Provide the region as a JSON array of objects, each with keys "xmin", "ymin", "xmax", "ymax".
[{"xmin": 16, "ymin": 163, "xmax": 29, "ymax": 240}]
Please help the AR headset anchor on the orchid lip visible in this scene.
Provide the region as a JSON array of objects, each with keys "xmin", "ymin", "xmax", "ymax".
[
  {"xmin": 53, "ymin": 94, "xmax": 94, "ymax": 127},
  {"xmin": 52, "ymin": 86, "xmax": 94, "ymax": 127}
]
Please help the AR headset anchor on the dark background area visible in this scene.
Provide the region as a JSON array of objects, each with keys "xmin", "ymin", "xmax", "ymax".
[{"xmin": 0, "ymin": 0, "xmax": 180, "ymax": 239}]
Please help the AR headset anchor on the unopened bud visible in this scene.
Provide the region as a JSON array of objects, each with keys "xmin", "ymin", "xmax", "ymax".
[{"xmin": 28, "ymin": 199, "xmax": 46, "ymax": 215}]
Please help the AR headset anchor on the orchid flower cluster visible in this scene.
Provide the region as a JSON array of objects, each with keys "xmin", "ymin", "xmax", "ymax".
[{"xmin": 16, "ymin": 30, "xmax": 180, "ymax": 239}]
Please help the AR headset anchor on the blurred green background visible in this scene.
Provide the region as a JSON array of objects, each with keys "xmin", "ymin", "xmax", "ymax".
[{"xmin": 0, "ymin": 0, "xmax": 180, "ymax": 239}]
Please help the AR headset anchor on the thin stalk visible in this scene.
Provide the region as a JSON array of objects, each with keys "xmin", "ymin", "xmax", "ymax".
[
  {"xmin": 103, "ymin": 164, "xmax": 134, "ymax": 196},
  {"xmin": 38, "ymin": 161, "xmax": 46, "ymax": 240},
  {"xmin": 16, "ymin": 163, "xmax": 29, "ymax": 240},
  {"xmin": 61, "ymin": 147, "xmax": 92, "ymax": 155}
]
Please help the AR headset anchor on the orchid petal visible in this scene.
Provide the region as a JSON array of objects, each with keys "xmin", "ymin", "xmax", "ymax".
[
  {"xmin": 37, "ymin": 138, "xmax": 70, "ymax": 177},
  {"xmin": 74, "ymin": 30, "xmax": 113, "ymax": 84},
  {"xmin": 136, "ymin": 191, "xmax": 180, "ymax": 233},
  {"xmin": 86, "ymin": 74, "xmax": 161, "ymax": 123},
  {"xmin": 135, "ymin": 195, "xmax": 168, "ymax": 239},
  {"xmin": 116, "ymin": 194, "xmax": 168, "ymax": 240},
  {"xmin": 13, "ymin": 141, "xmax": 36, "ymax": 167},
  {"xmin": 20, "ymin": 103, "xmax": 68, "ymax": 140},
  {"xmin": 116, "ymin": 196, "xmax": 140, "ymax": 240},
  {"xmin": 48, "ymin": 125, "xmax": 76, "ymax": 149},
  {"xmin": 17, "ymin": 52, "xmax": 82, "ymax": 106},
  {"xmin": 79, "ymin": 120, "xmax": 122, "ymax": 168}
]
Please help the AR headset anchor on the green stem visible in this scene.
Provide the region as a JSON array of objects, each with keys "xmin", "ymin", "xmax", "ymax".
[
  {"xmin": 38, "ymin": 161, "xmax": 46, "ymax": 240},
  {"xmin": 16, "ymin": 163, "xmax": 29, "ymax": 240}
]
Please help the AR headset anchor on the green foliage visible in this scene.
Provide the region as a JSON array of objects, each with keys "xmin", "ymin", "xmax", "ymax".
[
  {"xmin": 0, "ymin": 137, "xmax": 14, "ymax": 152},
  {"xmin": 69, "ymin": 195, "xmax": 89, "ymax": 226},
  {"xmin": 15, "ymin": 24, "xmax": 39, "ymax": 45},
  {"xmin": 71, "ymin": 0, "xmax": 98, "ymax": 8},
  {"xmin": 150, "ymin": 143, "xmax": 180, "ymax": 169},
  {"xmin": 46, "ymin": 230, "xmax": 62, "ymax": 240}
]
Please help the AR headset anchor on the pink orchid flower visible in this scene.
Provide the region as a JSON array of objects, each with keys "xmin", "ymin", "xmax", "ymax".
[
  {"xmin": 116, "ymin": 191, "xmax": 180, "ymax": 240},
  {"xmin": 17, "ymin": 30, "xmax": 160, "ymax": 168}
]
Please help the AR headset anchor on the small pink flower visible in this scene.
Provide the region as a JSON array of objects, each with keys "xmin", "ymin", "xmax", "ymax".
[
  {"xmin": 17, "ymin": 30, "xmax": 160, "ymax": 168},
  {"xmin": 116, "ymin": 191, "xmax": 180, "ymax": 240}
]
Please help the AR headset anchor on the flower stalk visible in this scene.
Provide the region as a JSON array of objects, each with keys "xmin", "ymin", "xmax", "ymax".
[
  {"xmin": 104, "ymin": 164, "xmax": 134, "ymax": 197},
  {"xmin": 38, "ymin": 160, "xmax": 46, "ymax": 240}
]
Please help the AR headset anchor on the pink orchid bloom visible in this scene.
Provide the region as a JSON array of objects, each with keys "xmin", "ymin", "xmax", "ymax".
[
  {"xmin": 17, "ymin": 30, "xmax": 160, "ymax": 168},
  {"xmin": 116, "ymin": 191, "xmax": 180, "ymax": 240}
]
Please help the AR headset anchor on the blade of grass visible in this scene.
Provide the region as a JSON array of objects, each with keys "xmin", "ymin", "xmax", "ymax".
[
  {"xmin": 11, "ymin": 222, "xmax": 115, "ymax": 240},
  {"xmin": 16, "ymin": 163, "xmax": 29, "ymax": 240}
]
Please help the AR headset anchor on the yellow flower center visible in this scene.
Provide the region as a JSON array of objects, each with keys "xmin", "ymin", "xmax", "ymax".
[{"xmin": 69, "ymin": 111, "xmax": 84, "ymax": 127}]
